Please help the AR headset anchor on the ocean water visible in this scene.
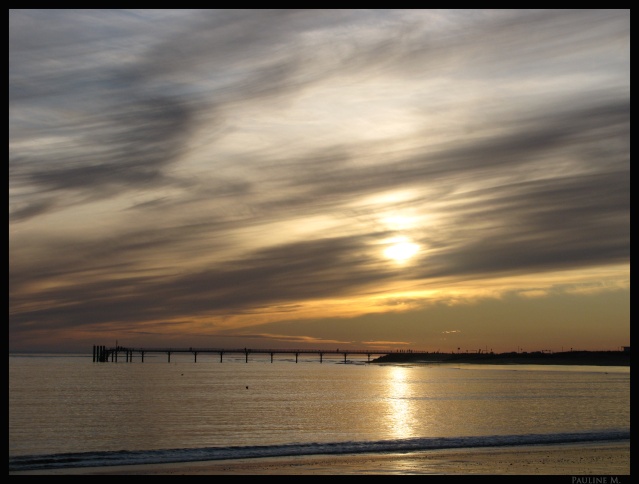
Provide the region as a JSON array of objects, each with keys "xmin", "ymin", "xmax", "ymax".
[{"xmin": 9, "ymin": 353, "xmax": 630, "ymax": 472}]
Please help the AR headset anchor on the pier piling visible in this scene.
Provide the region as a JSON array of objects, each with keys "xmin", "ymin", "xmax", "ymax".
[{"xmin": 91, "ymin": 345, "xmax": 394, "ymax": 364}]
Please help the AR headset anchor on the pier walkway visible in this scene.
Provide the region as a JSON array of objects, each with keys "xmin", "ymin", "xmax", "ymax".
[{"xmin": 92, "ymin": 345, "xmax": 410, "ymax": 363}]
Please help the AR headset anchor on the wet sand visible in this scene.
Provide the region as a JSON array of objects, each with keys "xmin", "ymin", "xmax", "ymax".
[{"xmin": 10, "ymin": 441, "xmax": 629, "ymax": 475}]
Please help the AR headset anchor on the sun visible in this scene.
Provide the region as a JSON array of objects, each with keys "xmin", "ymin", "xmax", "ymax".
[{"xmin": 384, "ymin": 238, "xmax": 420, "ymax": 263}]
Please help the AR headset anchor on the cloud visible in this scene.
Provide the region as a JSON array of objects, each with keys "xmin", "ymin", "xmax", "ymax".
[
  {"xmin": 9, "ymin": 10, "xmax": 629, "ymax": 350},
  {"xmin": 362, "ymin": 340, "xmax": 411, "ymax": 347},
  {"xmin": 217, "ymin": 332, "xmax": 350, "ymax": 346},
  {"xmin": 11, "ymin": 10, "xmax": 628, "ymax": 217}
]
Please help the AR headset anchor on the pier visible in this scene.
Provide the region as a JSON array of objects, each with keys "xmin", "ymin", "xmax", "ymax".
[{"xmin": 92, "ymin": 345, "xmax": 403, "ymax": 363}]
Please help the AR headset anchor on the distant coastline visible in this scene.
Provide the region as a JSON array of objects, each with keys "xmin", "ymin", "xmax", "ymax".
[{"xmin": 372, "ymin": 350, "xmax": 630, "ymax": 366}]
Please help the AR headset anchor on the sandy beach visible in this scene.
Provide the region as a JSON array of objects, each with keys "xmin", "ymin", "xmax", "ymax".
[{"xmin": 10, "ymin": 441, "xmax": 629, "ymax": 475}]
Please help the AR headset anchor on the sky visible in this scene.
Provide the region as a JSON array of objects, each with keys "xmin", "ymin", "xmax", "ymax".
[{"xmin": 9, "ymin": 10, "xmax": 630, "ymax": 354}]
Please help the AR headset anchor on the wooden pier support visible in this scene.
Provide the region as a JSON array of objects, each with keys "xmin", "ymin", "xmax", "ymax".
[{"xmin": 92, "ymin": 344, "xmax": 393, "ymax": 364}]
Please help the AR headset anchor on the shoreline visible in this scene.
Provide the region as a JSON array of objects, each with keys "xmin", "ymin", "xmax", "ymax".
[
  {"xmin": 372, "ymin": 350, "xmax": 630, "ymax": 366},
  {"xmin": 10, "ymin": 441, "xmax": 630, "ymax": 475}
]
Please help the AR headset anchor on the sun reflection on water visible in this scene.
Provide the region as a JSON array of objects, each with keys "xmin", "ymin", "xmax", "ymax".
[{"xmin": 385, "ymin": 366, "xmax": 417, "ymax": 439}]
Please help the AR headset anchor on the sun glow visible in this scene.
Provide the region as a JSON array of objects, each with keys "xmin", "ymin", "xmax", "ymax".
[{"xmin": 384, "ymin": 238, "xmax": 420, "ymax": 263}]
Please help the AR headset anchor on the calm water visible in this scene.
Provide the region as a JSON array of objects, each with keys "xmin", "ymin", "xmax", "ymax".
[{"xmin": 9, "ymin": 353, "xmax": 630, "ymax": 471}]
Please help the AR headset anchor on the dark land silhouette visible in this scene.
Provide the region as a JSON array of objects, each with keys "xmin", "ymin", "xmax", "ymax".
[{"xmin": 372, "ymin": 350, "xmax": 629, "ymax": 366}]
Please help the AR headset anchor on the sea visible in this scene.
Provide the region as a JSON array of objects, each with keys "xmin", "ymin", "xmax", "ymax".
[{"xmin": 8, "ymin": 352, "xmax": 630, "ymax": 473}]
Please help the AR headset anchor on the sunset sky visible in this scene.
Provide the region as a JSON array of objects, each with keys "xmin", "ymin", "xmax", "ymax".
[{"xmin": 9, "ymin": 10, "xmax": 629, "ymax": 354}]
